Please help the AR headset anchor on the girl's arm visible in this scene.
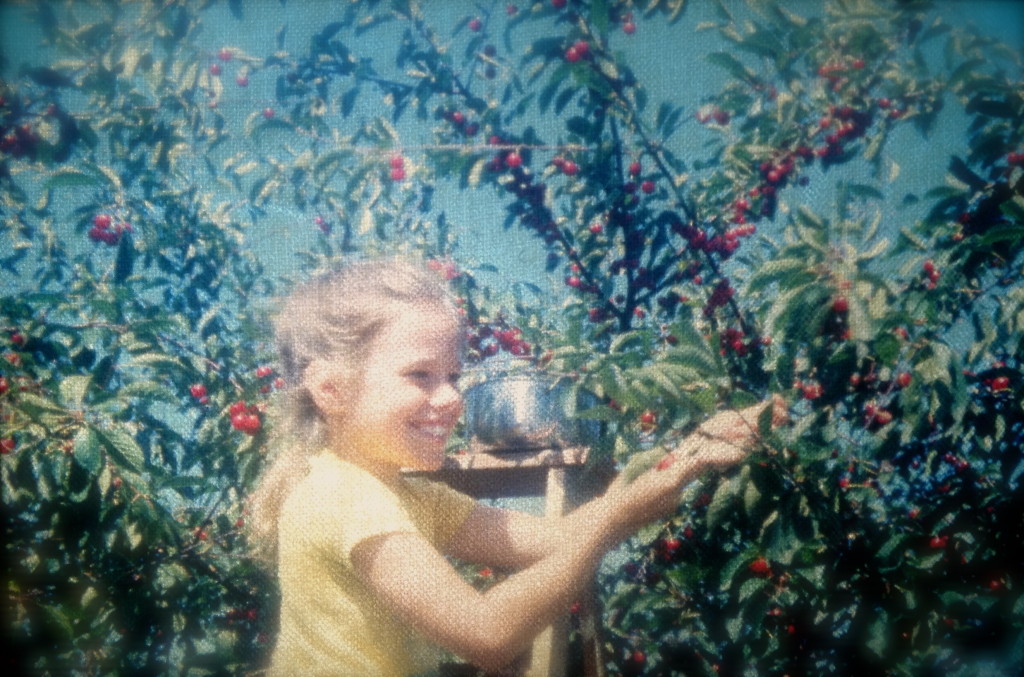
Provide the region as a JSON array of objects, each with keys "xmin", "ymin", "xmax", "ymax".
[
  {"xmin": 353, "ymin": 398, "xmax": 784, "ymax": 672},
  {"xmin": 445, "ymin": 396, "xmax": 785, "ymax": 570}
]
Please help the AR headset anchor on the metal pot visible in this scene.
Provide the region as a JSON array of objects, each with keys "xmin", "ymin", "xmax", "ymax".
[{"xmin": 463, "ymin": 372, "xmax": 598, "ymax": 451}]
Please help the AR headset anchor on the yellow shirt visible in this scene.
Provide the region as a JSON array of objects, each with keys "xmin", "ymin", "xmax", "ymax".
[{"xmin": 269, "ymin": 453, "xmax": 477, "ymax": 677}]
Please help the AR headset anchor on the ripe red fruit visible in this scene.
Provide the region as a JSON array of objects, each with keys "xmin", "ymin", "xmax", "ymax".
[
  {"xmin": 468, "ymin": 17, "xmax": 482, "ymax": 32},
  {"xmin": 389, "ymin": 155, "xmax": 405, "ymax": 169},
  {"xmin": 231, "ymin": 411, "xmax": 261, "ymax": 435},
  {"xmin": 0, "ymin": 376, "xmax": 8, "ymax": 395},
  {"xmin": 832, "ymin": 296, "xmax": 849, "ymax": 313},
  {"xmin": 589, "ymin": 222, "xmax": 603, "ymax": 234},
  {"xmin": 93, "ymin": 214, "xmax": 112, "ymax": 229},
  {"xmin": 1, "ymin": 438, "xmax": 15, "ymax": 454},
  {"xmin": 748, "ymin": 557, "xmax": 771, "ymax": 577},
  {"xmin": 640, "ymin": 180, "xmax": 655, "ymax": 194},
  {"xmin": 561, "ymin": 160, "xmax": 578, "ymax": 176},
  {"xmin": 505, "ymin": 151, "xmax": 522, "ymax": 168},
  {"xmin": 639, "ymin": 410, "xmax": 657, "ymax": 425},
  {"xmin": 991, "ymin": 376, "xmax": 1010, "ymax": 391},
  {"xmin": 802, "ymin": 383, "xmax": 823, "ymax": 400},
  {"xmin": 262, "ymin": 107, "xmax": 275, "ymax": 119},
  {"xmin": 229, "ymin": 400, "xmax": 248, "ymax": 416},
  {"xmin": 565, "ymin": 46, "xmax": 581, "ymax": 63},
  {"xmin": 189, "ymin": 383, "xmax": 207, "ymax": 399},
  {"xmin": 565, "ymin": 275, "xmax": 581, "ymax": 288},
  {"xmin": 655, "ymin": 455, "xmax": 674, "ymax": 471},
  {"xmin": 623, "ymin": 20, "xmax": 636, "ymax": 34},
  {"xmin": 236, "ymin": 74, "xmax": 249, "ymax": 87},
  {"xmin": 628, "ymin": 160, "xmax": 641, "ymax": 176},
  {"xmin": 255, "ymin": 365, "xmax": 273, "ymax": 378},
  {"xmin": 209, "ymin": 63, "xmax": 221, "ymax": 76},
  {"xmin": 390, "ymin": 167, "xmax": 406, "ymax": 181},
  {"xmin": 929, "ymin": 535, "xmax": 949, "ymax": 549},
  {"xmin": 896, "ymin": 372, "xmax": 912, "ymax": 388},
  {"xmin": 218, "ymin": 48, "xmax": 232, "ymax": 62}
]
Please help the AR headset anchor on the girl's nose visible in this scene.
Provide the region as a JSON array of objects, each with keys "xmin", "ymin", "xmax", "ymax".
[{"xmin": 432, "ymin": 381, "xmax": 462, "ymax": 412}]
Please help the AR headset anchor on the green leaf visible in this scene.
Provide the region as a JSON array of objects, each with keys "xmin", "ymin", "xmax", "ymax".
[
  {"xmin": 59, "ymin": 374, "xmax": 92, "ymax": 409},
  {"xmin": 73, "ymin": 427, "xmax": 103, "ymax": 474},
  {"xmin": 95, "ymin": 427, "xmax": 146, "ymax": 473},
  {"xmin": 706, "ymin": 51, "xmax": 754, "ymax": 82},
  {"xmin": 43, "ymin": 168, "xmax": 103, "ymax": 189}
]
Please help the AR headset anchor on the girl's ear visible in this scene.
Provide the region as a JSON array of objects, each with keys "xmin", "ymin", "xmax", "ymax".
[{"xmin": 303, "ymin": 359, "xmax": 354, "ymax": 418}]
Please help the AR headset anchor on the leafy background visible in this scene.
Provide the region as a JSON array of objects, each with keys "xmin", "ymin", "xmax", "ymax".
[{"xmin": 2, "ymin": 0, "xmax": 1022, "ymax": 675}]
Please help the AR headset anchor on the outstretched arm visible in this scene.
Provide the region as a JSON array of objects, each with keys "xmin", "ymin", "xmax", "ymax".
[{"xmin": 352, "ymin": 397, "xmax": 785, "ymax": 672}]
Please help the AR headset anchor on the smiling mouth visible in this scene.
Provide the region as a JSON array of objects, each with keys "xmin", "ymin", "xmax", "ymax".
[{"xmin": 410, "ymin": 422, "xmax": 452, "ymax": 441}]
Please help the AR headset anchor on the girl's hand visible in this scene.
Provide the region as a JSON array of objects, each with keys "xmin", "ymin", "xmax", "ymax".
[
  {"xmin": 605, "ymin": 395, "xmax": 787, "ymax": 535},
  {"xmin": 688, "ymin": 394, "xmax": 788, "ymax": 470}
]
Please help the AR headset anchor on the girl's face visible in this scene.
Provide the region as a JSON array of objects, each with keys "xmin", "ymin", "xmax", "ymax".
[{"xmin": 329, "ymin": 302, "xmax": 464, "ymax": 477}]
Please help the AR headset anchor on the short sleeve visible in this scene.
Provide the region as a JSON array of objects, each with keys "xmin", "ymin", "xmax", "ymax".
[
  {"xmin": 401, "ymin": 477, "xmax": 478, "ymax": 549},
  {"xmin": 289, "ymin": 455, "xmax": 421, "ymax": 569}
]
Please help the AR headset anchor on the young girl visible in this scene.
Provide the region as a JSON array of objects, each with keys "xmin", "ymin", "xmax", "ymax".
[{"xmin": 248, "ymin": 257, "xmax": 784, "ymax": 676}]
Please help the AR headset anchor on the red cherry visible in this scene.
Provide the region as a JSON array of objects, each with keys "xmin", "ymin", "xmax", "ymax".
[
  {"xmin": 573, "ymin": 40, "xmax": 589, "ymax": 57},
  {"xmin": 561, "ymin": 160, "xmax": 578, "ymax": 176},
  {"xmin": 218, "ymin": 48, "xmax": 232, "ymax": 62},
  {"xmin": 802, "ymin": 383, "xmax": 823, "ymax": 400},
  {"xmin": 873, "ymin": 409, "xmax": 893, "ymax": 426},
  {"xmin": 262, "ymin": 108, "xmax": 275, "ymax": 119},
  {"xmin": 655, "ymin": 455, "xmax": 674, "ymax": 471},
  {"xmin": 639, "ymin": 410, "xmax": 657, "ymax": 425},
  {"xmin": 389, "ymin": 155, "xmax": 405, "ymax": 169},
  {"xmin": 589, "ymin": 222, "xmax": 603, "ymax": 234},
  {"xmin": 640, "ymin": 180, "xmax": 655, "ymax": 194},
  {"xmin": 0, "ymin": 438, "xmax": 15, "ymax": 454},
  {"xmin": 623, "ymin": 21, "xmax": 636, "ymax": 34},
  {"xmin": 896, "ymin": 372, "xmax": 912, "ymax": 388},
  {"xmin": 189, "ymin": 383, "xmax": 207, "ymax": 399},
  {"xmin": 505, "ymin": 152, "xmax": 522, "ymax": 168},
  {"xmin": 565, "ymin": 46, "xmax": 581, "ymax": 62},
  {"xmin": 468, "ymin": 17, "xmax": 482, "ymax": 32},
  {"xmin": 748, "ymin": 557, "xmax": 771, "ymax": 577},
  {"xmin": 390, "ymin": 167, "xmax": 406, "ymax": 181},
  {"xmin": 93, "ymin": 214, "xmax": 112, "ymax": 229},
  {"xmin": 235, "ymin": 74, "xmax": 249, "ymax": 87},
  {"xmin": 255, "ymin": 365, "xmax": 273, "ymax": 378},
  {"xmin": 929, "ymin": 535, "xmax": 948, "ymax": 549},
  {"xmin": 628, "ymin": 161, "xmax": 642, "ymax": 176},
  {"xmin": 229, "ymin": 401, "xmax": 248, "ymax": 416},
  {"xmin": 209, "ymin": 63, "xmax": 221, "ymax": 76},
  {"xmin": 832, "ymin": 296, "xmax": 849, "ymax": 313},
  {"xmin": 991, "ymin": 376, "xmax": 1010, "ymax": 391},
  {"xmin": 0, "ymin": 376, "xmax": 8, "ymax": 395}
]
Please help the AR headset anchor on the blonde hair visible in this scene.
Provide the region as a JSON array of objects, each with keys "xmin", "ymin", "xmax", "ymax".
[{"xmin": 247, "ymin": 256, "xmax": 464, "ymax": 563}]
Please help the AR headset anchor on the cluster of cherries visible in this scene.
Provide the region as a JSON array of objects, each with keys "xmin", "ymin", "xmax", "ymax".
[
  {"xmin": 88, "ymin": 214, "xmax": 131, "ymax": 246},
  {"xmin": 228, "ymin": 400, "xmax": 262, "ymax": 436},
  {"xmin": 466, "ymin": 324, "xmax": 532, "ymax": 360},
  {"xmin": 0, "ymin": 120, "xmax": 40, "ymax": 160},
  {"xmin": 441, "ymin": 109, "xmax": 479, "ymax": 138}
]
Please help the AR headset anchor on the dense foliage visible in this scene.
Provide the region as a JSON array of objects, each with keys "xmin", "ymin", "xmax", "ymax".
[{"xmin": 2, "ymin": 0, "xmax": 1021, "ymax": 674}]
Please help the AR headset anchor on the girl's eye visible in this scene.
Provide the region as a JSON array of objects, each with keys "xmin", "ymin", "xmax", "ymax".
[
  {"xmin": 407, "ymin": 370, "xmax": 430, "ymax": 381},
  {"xmin": 447, "ymin": 372, "xmax": 461, "ymax": 386}
]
